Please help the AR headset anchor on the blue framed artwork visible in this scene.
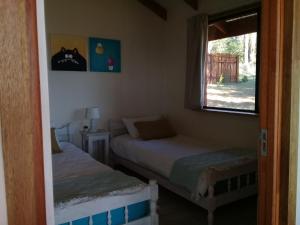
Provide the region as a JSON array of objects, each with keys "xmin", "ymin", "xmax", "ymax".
[{"xmin": 89, "ymin": 37, "xmax": 121, "ymax": 72}]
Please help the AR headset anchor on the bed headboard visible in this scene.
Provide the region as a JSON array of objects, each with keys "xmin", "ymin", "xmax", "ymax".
[
  {"xmin": 108, "ymin": 119, "xmax": 128, "ymax": 138},
  {"xmin": 55, "ymin": 123, "xmax": 71, "ymax": 143}
]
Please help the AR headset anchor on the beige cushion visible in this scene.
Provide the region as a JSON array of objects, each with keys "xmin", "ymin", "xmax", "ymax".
[
  {"xmin": 51, "ymin": 128, "xmax": 62, "ymax": 154},
  {"xmin": 122, "ymin": 115, "xmax": 161, "ymax": 138},
  {"xmin": 134, "ymin": 118, "xmax": 177, "ymax": 140}
]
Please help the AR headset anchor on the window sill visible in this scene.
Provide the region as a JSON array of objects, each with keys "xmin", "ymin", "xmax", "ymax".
[{"xmin": 201, "ymin": 107, "xmax": 259, "ymax": 117}]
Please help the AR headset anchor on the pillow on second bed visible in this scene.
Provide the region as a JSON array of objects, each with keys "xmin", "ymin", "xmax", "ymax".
[
  {"xmin": 122, "ymin": 115, "xmax": 161, "ymax": 138},
  {"xmin": 134, "ymin": 118, "xmax": 177, "ymax": 140}
]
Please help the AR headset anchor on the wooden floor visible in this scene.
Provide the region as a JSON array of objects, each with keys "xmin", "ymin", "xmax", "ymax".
[{"xmin": 116, "ymin": 165, "xmax": 257, "ymax": 225}]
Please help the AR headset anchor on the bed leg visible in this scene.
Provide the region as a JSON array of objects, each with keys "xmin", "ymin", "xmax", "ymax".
[
  {"xmin": 89, "ymin": 216, "xmax": 93, "ymax": 225},
  {"xmin": 149, "ymin": 180, "xmax": 159, "ymax": 225},
  {"xmin": 108, "ymin": 211, "xmax": 112, "ymax": 225},
  {"xmin": 208, "ymin": 211, "xmax": 214, "ymax": 225}
]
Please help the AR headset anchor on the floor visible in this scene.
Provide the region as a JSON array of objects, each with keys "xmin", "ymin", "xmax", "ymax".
[
  {"xmin": 116, "ymin": 166, "xmax": 258, "ymax": 225},
  {"xmin": 159, "ymin": 186, "xmax": 257, "ymax": 225}
]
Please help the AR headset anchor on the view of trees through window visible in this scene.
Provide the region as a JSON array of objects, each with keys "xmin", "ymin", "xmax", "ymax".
[{"xmin": 205, "ymin": 32, "xmax": 258, "ymax": 111}]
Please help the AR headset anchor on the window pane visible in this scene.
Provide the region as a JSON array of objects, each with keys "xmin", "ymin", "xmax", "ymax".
[{"xmin": 206, "ymin": 32, "xmax": 257, "ymax": 111}]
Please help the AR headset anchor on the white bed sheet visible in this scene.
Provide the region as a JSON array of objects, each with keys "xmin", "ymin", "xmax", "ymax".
[
  {"xmin": 52, "ymin": 142, "xmax": 112, "ymax": 182},
  {"xmin": 111, "ymin": 134, "xmax": 225, "ymax": 178},
  {"xmin": 52, "ymin": 142, "xmax": 146, "ymax": 208}
]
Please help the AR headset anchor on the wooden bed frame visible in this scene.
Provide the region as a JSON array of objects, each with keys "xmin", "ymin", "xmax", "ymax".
[
  {"xmin": 108, "ymin": 120, "xmax": 258, "ymax": 225},
  {"xmin": 53, "ymin": 124, "xmax": 159, "ymax": 225}
]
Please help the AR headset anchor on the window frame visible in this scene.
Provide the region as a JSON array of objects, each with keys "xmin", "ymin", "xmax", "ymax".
[{"xmin": 202, "ymin": 4, "xmax": 261, "ymax": 115}]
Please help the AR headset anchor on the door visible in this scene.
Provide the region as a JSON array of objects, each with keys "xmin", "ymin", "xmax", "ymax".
[{"xmin": 258, "ymin": 0, "xmax": 294, "ymax": 224}]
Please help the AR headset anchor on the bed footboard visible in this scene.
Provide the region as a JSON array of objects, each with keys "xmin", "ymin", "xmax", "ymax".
[
  {"xmin": 204, "ymin": 161, "xmax": 257, "ymax": 225},
  {"xmin": 111, "ymin": 152, "xmax": 257, "ymax": 225},
  {"xmin": 55, "ymin": 180, "xmax": 159, "ymax": 225}
]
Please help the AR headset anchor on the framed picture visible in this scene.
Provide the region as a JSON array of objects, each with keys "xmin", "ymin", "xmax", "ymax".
[
  {"xmin": 89, "ymin": 37, "xmax": 121, "ymax": 72},
  {"xmin": 50, "ymin": 34, "xmax": 87, "ymax": 71}
]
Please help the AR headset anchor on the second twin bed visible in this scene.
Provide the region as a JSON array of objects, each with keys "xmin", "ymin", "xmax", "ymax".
[{"xmin": 109, "ymin": 119, "xmax": 258, "ymax": 225}]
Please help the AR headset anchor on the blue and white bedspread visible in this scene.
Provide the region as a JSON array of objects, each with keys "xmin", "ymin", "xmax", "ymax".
[
  {"xmin": 169, "ymin": 148, "xmax": 257, "ymax": 199},
  {"xmin": 53, "ymin": 142, "xmax": 145, "ymax": 210}
]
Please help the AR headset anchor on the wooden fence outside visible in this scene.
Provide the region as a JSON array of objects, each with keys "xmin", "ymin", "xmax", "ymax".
[{"xmin": 206, "ymin": 53, "xmax": 239, "ymax": 84}]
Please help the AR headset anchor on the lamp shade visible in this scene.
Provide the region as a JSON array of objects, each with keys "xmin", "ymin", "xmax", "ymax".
[{"xmin": 85, "ymin": 107, "xmax": 100, "ymax": 119}]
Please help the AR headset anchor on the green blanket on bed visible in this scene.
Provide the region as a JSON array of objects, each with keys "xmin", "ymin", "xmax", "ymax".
[{"xmin": 169, "ymin": 148, "xmax": 256, "ymax": 199}]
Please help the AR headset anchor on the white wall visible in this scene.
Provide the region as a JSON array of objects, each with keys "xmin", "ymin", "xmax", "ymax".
[
  {"xmin": 159, "ymin": 0, "xmax": 260, "ymax": 149},
  {"xmin": 47, "ymin": 0, "xmax": 260, "ymax": 149},
  {"xmin": 46, "ymin": 0, "xmax": 166, "ymax": 145}
]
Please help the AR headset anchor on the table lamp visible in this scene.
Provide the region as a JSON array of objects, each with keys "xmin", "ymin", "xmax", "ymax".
[{"xmin": 85, "ymin": 107, "xmax": 100, "ymax": 132}]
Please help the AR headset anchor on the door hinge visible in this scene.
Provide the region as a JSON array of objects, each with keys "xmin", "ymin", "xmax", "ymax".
[{"xmin": 260, "ymin": 129, "xmax": 268, "ymax": 156}]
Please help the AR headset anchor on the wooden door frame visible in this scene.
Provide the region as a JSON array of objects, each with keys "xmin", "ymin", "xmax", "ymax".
[
  {"xmin": 258, "ymin": 0, "xmax": 295, "ymax": 224},
  {"xmin": 287, "ymin": 0, "xmax": 300, "ymax": 223},
  {"xmin": 0, "ymin": 0, "xmax": 54, "ymax": 225}
]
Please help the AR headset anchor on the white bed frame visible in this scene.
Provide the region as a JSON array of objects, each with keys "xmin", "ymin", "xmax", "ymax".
[
  {"xmin": 54, "ymin": 124, "xmax": 159, "ymax": 225},
  {"xmin": 55, "ymin": 180, "xmax": 158, "ymax": 225},
  {"xmin": 108, "ymin": 120, "xmax": 257, "ymax": 225}
]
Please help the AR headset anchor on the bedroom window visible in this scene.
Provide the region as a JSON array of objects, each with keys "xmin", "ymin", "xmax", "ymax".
[{"xmin": 204, "ymin": 8, "xmax": 260, "ymax": 113}]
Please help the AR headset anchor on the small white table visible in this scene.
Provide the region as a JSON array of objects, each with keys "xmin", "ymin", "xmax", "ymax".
[{"xmin": 81, "ymin": 130, "xmax": 110, "ymax": 164}]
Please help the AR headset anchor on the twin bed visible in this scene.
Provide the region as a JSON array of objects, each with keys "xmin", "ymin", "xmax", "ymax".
[
  {"xmin": 52, "ymin": 126, "xmax": 158, "ymax": 225},
  {"xmin": 109, "ymin": 119, "xmax": 258, "ymax": 225},
  {"xmin": 53, "ymin": 118, "xmax": 257, "ymax": 225}
]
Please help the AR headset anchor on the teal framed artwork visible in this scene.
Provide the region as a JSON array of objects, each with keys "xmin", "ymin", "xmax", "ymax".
[{"xmin": 89, "ymin": 37, "xmax": 121, "ymax": 72}]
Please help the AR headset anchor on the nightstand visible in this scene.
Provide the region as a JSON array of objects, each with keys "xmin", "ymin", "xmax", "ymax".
[{"xmin": 81, "ymin": 130, "xmax": 110, "ymax": 164}]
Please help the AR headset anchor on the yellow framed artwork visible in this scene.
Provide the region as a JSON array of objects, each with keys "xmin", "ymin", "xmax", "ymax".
[{"xmin": 50, "ymin": 34, "xmax": 87, "ymax": 71}]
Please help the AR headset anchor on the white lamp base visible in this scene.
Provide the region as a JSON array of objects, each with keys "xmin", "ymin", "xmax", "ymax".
[{"xmin": 89, "ymin": 119, "xmax": 98, "ymax": 132}]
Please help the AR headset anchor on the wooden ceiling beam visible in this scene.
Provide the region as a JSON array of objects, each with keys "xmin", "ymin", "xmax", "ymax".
[
  {"xmin": 213, "ymin": 22, "xmax": 227, "ymax": 35},
  {"xmin": 184, "ymin": 0, "xmax": 198, "ymax": 10},
  {"xmin": 209, "ymin": 15, "xmax": 258, "ymax": 41},
  {"xmin": 137, "ymin": 0, "xmax": 167, "ymax": 20}
]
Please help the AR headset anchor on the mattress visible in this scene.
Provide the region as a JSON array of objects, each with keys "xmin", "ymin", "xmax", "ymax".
[
  {"xmin": 52, "ymin": 142, "xmax": 112, "ymax": 182},
  {"xmin": 110, "ymin": 134, "xmax": 225, "ymax": 178},
  {"xmin": 52, "ymin": 142, "xmax": 146, "ymax": 208}
]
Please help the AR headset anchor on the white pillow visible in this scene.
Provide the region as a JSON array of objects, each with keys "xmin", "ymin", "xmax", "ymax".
[{"xmin": 122, "ymin": 115, "xmax": 161, "ymax": 138}]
